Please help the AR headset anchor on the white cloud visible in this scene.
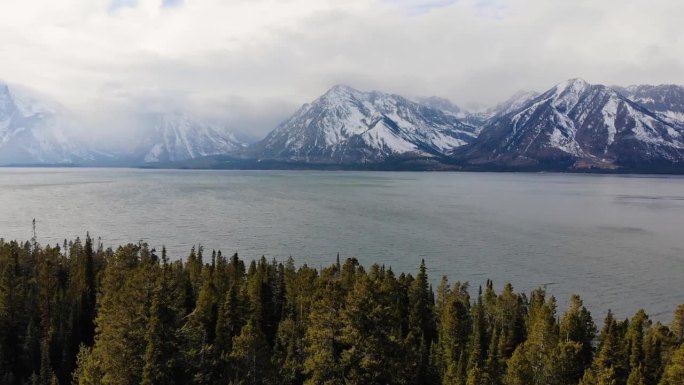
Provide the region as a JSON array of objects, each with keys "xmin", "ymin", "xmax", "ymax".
[
  {"xmin": 0, "ymin": 0, "xmax": 683, "ymax": 138},
  {"xmin": 382, "ymin": 0, "xmax": 459, "ymax": 15}
]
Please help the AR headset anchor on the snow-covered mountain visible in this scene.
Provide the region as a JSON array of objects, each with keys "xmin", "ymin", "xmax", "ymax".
[
  {"xmin": 253, "ymin": 85, "xmax": 478, "ymax": 163},
  {"xmin": 614, "ymin": 84, "xmax": 684, "ymax": 125},
  {"xmin": 458, "ymin": 78, "xmax": 684, "ymax": 169},
  {"xmin": 0, "ymin": 82, "xmax": 94, "ymax": 165},
  {"xmin": 136, "ymin": 112, "xmax": 244, "ymax": 163},
  {"xmin": 414, "ymin": 96, "xmax": 463, "ymax": 116},
  {"xmin": 414, "ymin": 91, "xmax": 541, "ymax": 132},
  {"xmin": 4, "ymin": 78, "xmax": 684, "ymax": 171},
  {"xmin": 487, "ymin": 90, "xmax": 541, "ymax": 118}
]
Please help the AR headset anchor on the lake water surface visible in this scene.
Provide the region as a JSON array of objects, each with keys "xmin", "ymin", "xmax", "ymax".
[{"xmin": 0, "ymin": 168, "xmax": 682, "ymax": 321}]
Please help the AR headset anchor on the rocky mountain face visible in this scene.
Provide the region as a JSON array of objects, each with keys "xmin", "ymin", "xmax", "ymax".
[
  {"xmin": 0, "ymin": 82, "xmax": 94, "ymax": 165},
  {"xmin": 449, "ymin": 91, "xmax": 542, "ymax": 134},
  {"xmin": 136, "ymin": 113, "xmax": 243, "ymax": 163},
  {"xmin": 458, "ymin": 79, "xmax": 684, "ymax": 170},
  {"xmin": 614, "ymin": 84, "xmax": 684, "ymax": 125},
  {"xmin": 4, "ymin": 78, "xmax": 684, "ymax": 172},
  {"xmin": 253, "ymin": 85, "xmax": 479, "ymax": 163}
]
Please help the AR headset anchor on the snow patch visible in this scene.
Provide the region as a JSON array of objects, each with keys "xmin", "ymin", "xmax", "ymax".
[{"xmin": 601, "ymin": 98, "xmax": 619, "ymax": 146}]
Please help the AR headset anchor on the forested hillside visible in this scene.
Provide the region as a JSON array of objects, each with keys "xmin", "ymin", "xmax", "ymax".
[{"xmin": 0, "ymin": 236, "xmax": 682, "ymax": 385}]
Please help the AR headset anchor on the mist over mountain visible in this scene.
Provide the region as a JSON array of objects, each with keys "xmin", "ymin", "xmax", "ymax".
[
  {"xmin": 0, "ymin": 82, "xmax": 247, "ymax": 165},
  {"xmin": 2, "ymin": 78, "xmax": 684, "ymax": 172},
  {"xmin": 0, "ymin": 82, "xmax": 99, "ymax": 165},
  {"xmin": 132, "ymin": 112, "xmax": 244, "ymax": 163}
]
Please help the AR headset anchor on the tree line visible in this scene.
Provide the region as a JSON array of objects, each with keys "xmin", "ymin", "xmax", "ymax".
[{"xmin": 0, "ymin": 235, "xmax": 682, "ymax": 385}]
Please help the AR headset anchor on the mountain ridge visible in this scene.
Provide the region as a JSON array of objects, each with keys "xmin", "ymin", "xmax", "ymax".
[
  {"xmin": 0, "ymin": 81, "xmax": 96, "ymax": 165},
  {"xmin": 135, "ymin": 112, "xmax": 244, "ymax": 163},
  {"xmin": 4, "ymin": 78, "xmax": 684, "ymax": 172},
  {"xmin": 454, "ymin": 78, "xmax": 684, "ymax": 171},
  {"xmin": 250, "ymin": 84, "xmax": 478, "ymax": 163}
]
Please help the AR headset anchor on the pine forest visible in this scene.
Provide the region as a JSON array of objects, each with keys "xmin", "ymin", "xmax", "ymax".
[{"xmin": 0, "ymin": 236, "xmax": 683, "ymax": 385}]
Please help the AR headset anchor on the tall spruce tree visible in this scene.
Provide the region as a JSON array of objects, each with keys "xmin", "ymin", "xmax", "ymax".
[
  {"xmin": 141, "ymin": 258, "xmax": 181, "ymax": 385},
  {"xmin": 559, "ymin": 295, "xmax": 597, "ymax": 383},
  {"xmin": 659, "ymin": 343, "xmax": 684, "ymax": 385},
  {"xmin": 671, "ymin": 304, "xmax": 684, "ymax": 345},
  {"xmin": 303, "ymin": 278, "xmax": 346, "ymax": 385},
  {"xmin": 407, "ymin": 260, "xmax": 437, "ymax": 384}
]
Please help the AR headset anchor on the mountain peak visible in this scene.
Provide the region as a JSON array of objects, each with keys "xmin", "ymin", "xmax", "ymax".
[
  {"xmin": 139, "ymin": 111, "xmax": 242, "ymax": 163},
  {"xmin": 463, "ymin": 77, "xmax": 684, "ymax": 169},
  {"xmin": 325, "ymin": 84, "xmax": 359, "ymax": 96},
  {"xmin": 554, "ymin": 78, "xmax": 591, "ymax": 94},
  {"xmin": 256, "ymin": 85, "xmax": 478, "ymax": 163},
  {"xmin": 617, "ymin": 83, "xmax": 684, "ymax": 123},
  {"xmin": 0, "ymin": 83, "xmax": 94, "ymax": 165},
  {"xmin": 317, "ymin": 84, "xmax": 364, "ymax": 106},
  {"xmin": 329, "ymin": 83, "xmax": 354, "ymax": 91},
  {"xmin": 489, "ymin": 90, "xmax": 540, "ymax": 117}
]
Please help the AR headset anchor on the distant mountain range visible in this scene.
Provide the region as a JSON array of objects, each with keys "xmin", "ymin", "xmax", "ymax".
[
  {"xmin": 0, "ymin": 81, "xmax": 244, "ymax": 165},
  {"xmin": 246, "ymin": 79, "xmax": 684, "ymax": 172},
  {"xmin": 134, "ymin": 112, "xmax": 244, "ymax": 163},
  {"xmin": 2, "ymin": 78, "xmax": 684, "ymax": 173},
  {"xmin": 458, "ymin": 79, "xmax": 684, "ymax": 171},
  {"xmin": 0, "ymin": 82, "xmax": 96, "ymax": 165},
  {"xmin": 250, "ymin": 85, "xmax": 478, "ymax": 163}
]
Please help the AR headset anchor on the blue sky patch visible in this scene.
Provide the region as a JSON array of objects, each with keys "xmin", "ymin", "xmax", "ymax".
[
  {"xmin": 162, "ymin": 0, "xmax": 184, "ymax": 8},
  {"xmin": 108, "ymin": 0, "xmax": 137, "ymax": 13},
  {"xmin": 384, "ymin": 0, "xmax": 459, "ymax": 15}
]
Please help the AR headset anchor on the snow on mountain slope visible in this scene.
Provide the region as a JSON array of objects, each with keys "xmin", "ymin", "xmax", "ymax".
[
  {"xmin": 254, "ymin": 85, "xmax": 478, "ymax": 163},
  {"xmin": 0, "ymin": 82, "xmax": 93, "ymax": 164},
  {"xmin": 488, "ymin": 90, "xmax": 541, "ymax": 118},
  {"xmin": 460, "ymin": 78, "xmax": 684, "ymax": 168},
  {"xmin": 614, "ymin": 84, "xmax": 684, "ymax": 126},
  {"xmin": 414, "ymin": 91, "xmax": 541, "ymax": 134},
  {"xmin": 138, "ymin": 112, "xmax": 243, "ymax": 163},
  {"xmin": 414, "ymin": 96, "xmax": 463, "ymax": 116}
]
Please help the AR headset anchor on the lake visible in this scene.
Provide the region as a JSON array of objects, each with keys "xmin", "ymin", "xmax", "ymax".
[{"xmin": 0, "ymin": 168, "xmax": 682, "ymax": 321}]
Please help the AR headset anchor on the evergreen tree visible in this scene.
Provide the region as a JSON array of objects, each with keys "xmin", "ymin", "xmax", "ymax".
[
  {"xmin": 504, "ymin": 289, "xmax": 559, "ymax": 385},
  {"xmin": 82, "ymin": 244, "xmax": 157, "ymax": 385},
  {"xmin": 339, "ymin": 268, "xmax": 404, "ymax": 384},
  {"xmin": 71, "ymin": 345, "xmax": 102, "ymax": 385},
  {"xmin": 435, "ymin": 279, "xmax": 471, "ymax": 385},
  {"xmin": 303, "ymin": 278, "xmax": 346, "ymax": 385},
  {"xmin": 494, "ymin": 283, "xmax": 526, "ymax": 359},
  {"xmin": 230, "ymin": 321, "xmax": 273, "ymax": 385},
  {"xmin": 0, "ymin": 235, "xmax": 682, "ymax": 385},
  {"xmin": 467, "ymin": 292, "xmax": 487, "ymax": 385},
  {"xmin": 643, "ymin": 322, "xmax": 669, "ymax": 385},
  {"xmin": 141, "ymin": 260, "xmax": 181, "ymax": 385},
  {"xmin": 659, "ymin": 344, "xmax": 684, "ymax": 385},
  {"xmin": 559, "ymin": 295, "xmax": 597, "ymax": 383},
  {"xmin": 273, "ymin": 317, "xmax": 305, "ymax": 384},
  {"xmin": 406, "ymin": 259, "xmax": 437, "ymax": 384},
  {"xmin": 0, "ymin": 242, "xmax": 26, "ymax": 383},
  {"xmin": 671, "ymin": 304, "xmax": 684, "ymax": 345}
]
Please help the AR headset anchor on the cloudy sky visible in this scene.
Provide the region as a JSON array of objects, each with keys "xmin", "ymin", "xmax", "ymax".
[{"xmin": 1, "ymin": 0, "xmax": 683, "ymax": 138}]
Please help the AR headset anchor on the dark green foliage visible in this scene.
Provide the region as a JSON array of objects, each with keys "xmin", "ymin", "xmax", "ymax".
[
  {"xmin": 141, "ymin": 258, "xmax": 183, "ymax": 385},
  {"xmin": 672, "ymin": 304, "xmax": 684, "ymax": 345},
  {"xmin": 659, "ymin": 343, "xmax": 684, "ymax": 385},
  {"xmin": 0, "ymin": 238, "xmax": 108, "ymax": 385},
  {"xmin": 559, "ymin": 295, "xmax": 597, "ymax": 383},
  {"xmin": 0, "ymin": 236, "xmax": 681, "ymax": 385}
]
